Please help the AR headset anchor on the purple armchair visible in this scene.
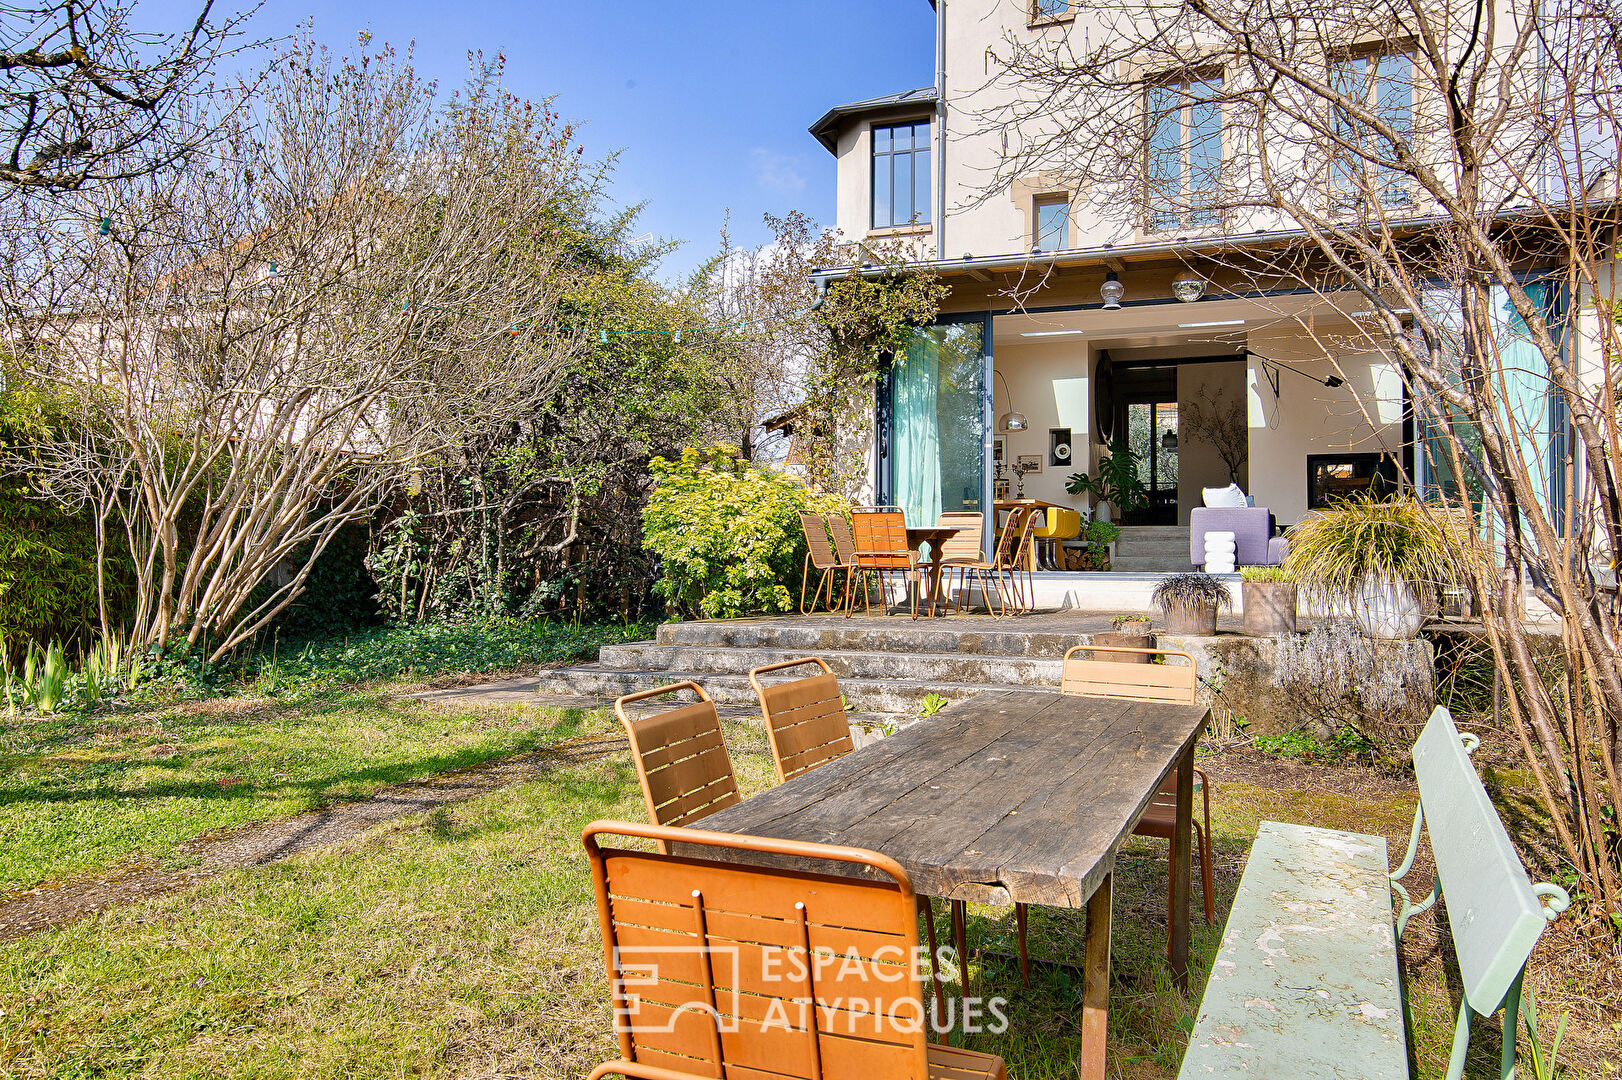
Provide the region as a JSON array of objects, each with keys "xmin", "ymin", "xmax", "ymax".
[{"xmin": 1190, "ymin": 507, "xmax": 1289, "ymax": 570}]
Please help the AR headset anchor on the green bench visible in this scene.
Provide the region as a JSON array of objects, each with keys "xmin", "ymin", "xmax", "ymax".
[{"xmin": 1177, "ymin": 706, "xmax": 1570, "ymax": 1080}]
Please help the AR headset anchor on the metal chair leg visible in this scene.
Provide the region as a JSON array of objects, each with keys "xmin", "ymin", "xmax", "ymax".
[
  {"xmin": 1016, "ymin": 902, "xmax": 1031, "ymax": 986},
  {"xmin": 921, "ymin": 897, "xmax": 946, "ymax": 1038}
]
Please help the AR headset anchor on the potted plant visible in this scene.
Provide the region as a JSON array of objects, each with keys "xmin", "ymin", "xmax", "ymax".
[
  {"xmin": 1240, "ymin": 565, "xmax": 1297, "ymax": 637},
  {"xmin": 1152, "ymin": 573, "xmax": 1233, "ymax": 636},
  {"xmin": 1095, "ymin": 613, "xmax": 1154, "ymax": 660},
  {"xmin": 1065, "ymin": 437, "xmax": 1148, "ymax": 522},
  {"xmin": 1074, "ymin": 519, "xmax": 1121, "ymax": 570},
  {"xmin": 1283, "ymin": 494, "xmax": 1473, "ymax": 640}
]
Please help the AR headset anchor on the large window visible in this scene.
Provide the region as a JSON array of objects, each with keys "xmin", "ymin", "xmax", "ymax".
[
  {"xmin": 1031, "ymin": 0, "xmax": 1070, "ymax": 20},
  {"xmin": 884, "ymin": 321, "xmax": 985, "ymax": 528},
  {"xmin": 1035, "ymin": 195, "xmax": 1070, "ymax": 252},
  {"xmin": 1328, "ymin": 51, "xmax": 1415, "ymax": 210},
  {"xmin": 1144, "ymin": 75, "xmax": 1223, "ymax": 231},
  {"xmin": 872, "ymin": 120, "xmax": 931, "ymax": 230}
]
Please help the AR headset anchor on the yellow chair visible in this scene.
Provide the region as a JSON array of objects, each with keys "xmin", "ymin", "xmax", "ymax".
[{"xmin": 1031, "ymin": 506, "xmax": 1082, "ymax": 569}]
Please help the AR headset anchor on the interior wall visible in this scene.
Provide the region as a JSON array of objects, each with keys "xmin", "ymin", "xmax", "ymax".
[
  {"xmin": 991, "ymin": 339, "xmax": 1093, "ymax": 511},
  {"xmin": 1246, "ymin": 328, "xmax": 1407, "ymax": 524},
  {"xmin": 1176, "ymin": 361, "xmax": 1249, "ymax": 522}
]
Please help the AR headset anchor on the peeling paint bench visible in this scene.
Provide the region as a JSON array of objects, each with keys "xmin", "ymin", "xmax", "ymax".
[{"xmin": 1177, "ymin": 707, "xmax": 1570, "ymax": 1080}]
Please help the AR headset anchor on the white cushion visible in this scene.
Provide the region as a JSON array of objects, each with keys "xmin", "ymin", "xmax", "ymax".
[{"xmin": 1203, "ymin": 484, "xmax": 1248, "ymax": 508}]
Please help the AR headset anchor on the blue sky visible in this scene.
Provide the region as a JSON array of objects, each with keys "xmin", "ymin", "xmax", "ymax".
[{"xmin": 140, "ymin": 0, "xmax": 936, "ymax": 279}]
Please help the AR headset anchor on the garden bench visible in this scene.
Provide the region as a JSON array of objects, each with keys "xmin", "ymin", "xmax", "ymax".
[{"xmin": 1177, "ymin": 706, "xmax": 1569, "ymax": 1080}]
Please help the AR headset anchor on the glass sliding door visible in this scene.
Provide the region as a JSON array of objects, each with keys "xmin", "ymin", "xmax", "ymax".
[{"xmin": 887, "ymin": 319, "xmax": 987, "ymax": 526}]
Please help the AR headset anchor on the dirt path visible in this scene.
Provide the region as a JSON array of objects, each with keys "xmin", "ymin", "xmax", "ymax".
[{"xmin": 0, "ymin": 732, "xmax": 625, "ymax": 941}]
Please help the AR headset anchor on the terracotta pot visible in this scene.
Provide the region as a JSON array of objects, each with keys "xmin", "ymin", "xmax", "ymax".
[
  {"xmin": 1162, "ymin": 601, "xmax": 1217, "ymax": 636},
  {"xmin": 1093, "ymin": 631, "xmax": 1151, "ymax": 660},
  {"xmin": 1353, "ymin": 576, "xmax": 1424, "ymax": 640},
  {"xmin": 1242, "ymin": 581, "xmax": 1298, "ymax": 637}
]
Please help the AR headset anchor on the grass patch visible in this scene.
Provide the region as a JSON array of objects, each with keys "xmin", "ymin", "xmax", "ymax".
[{"xmin": 0, "ymin": 694, "xmax": 593, "ymax": 892}]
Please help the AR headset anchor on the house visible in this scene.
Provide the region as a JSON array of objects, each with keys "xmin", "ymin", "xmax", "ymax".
[{"xmin": 807, "ymin": 0, "xmax": 1577, "ymax": 586}]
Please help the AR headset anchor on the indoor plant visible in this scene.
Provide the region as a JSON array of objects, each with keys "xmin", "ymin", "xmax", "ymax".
[
  {"xmin": 1152, "ymin": 573, "xmax": 1233, "ymax": 636},
  {"xmin": 1239, "ymin": 565, "xmax": 1297, "ymax": 637},
  {"xmin": 1283, "ymin": 494, "xmax": 1475, "ymax": 640},
  {"xmin": 1065, "ymin": 438, "xmax": 1148, "ymax": 522}
]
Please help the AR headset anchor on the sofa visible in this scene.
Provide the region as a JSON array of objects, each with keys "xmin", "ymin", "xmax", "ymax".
[{"xmin": 1190, "ymin": 507, "xmax": 1289, "ymax": 570}]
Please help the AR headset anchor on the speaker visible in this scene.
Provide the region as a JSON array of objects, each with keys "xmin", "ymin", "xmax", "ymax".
[{"xmin": 1050, "ymin": 428, "xmax": 1072, "ymax": 467}]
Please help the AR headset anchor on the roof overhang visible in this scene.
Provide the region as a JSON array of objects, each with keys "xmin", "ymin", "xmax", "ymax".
[{"xmin": 809, "ymin": 87, "xmax": 937, "ymax": 153}]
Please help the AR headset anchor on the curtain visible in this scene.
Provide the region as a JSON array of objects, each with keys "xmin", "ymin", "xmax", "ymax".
[
  {"xmin": 1496, "ymin": 281, "xmax": 1558, "ymax": 506},
  {"xmin": 893, "ymin": 329, "xmax": 942, "ymax": 527}
]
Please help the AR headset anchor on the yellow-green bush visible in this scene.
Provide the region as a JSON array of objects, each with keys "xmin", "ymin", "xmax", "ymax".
[{"xmin": 641, "ymin": 447, "xmax": 847, "ymax": 619}]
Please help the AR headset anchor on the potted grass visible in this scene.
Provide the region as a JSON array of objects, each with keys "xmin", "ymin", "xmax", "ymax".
[
  {"xmin": 1283, "ymin": 494, "xmax": 1473, "ymax": 640},
  {"xmin": 1152, "ymin": 573, "xmax": 1233, "ymax": 636},
  {"xmin": 1240, "ymin": 565, "xmax": 1298, "ymax": 636},
  {"xmin": 1095, "ymin": 613, "xmax": 1153, "ymax": 660}
]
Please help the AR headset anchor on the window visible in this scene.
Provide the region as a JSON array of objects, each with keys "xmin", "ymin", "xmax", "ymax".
[
  {"xmin": 1328, "ymin": 51, "xmax": 1415, "ymax": 209},
  {"xmin": 1034, "ymin": 196, "xmax": 1070, "ymax": 252},
  {"xmin": 872, "ymin": 120, "xmax": 931, "ymax": 230},
  {"xmin": 1144, "ymin": 75, "xmax": 1223, "ymax": 231},
  {"xmin": 1031, "ymin": 0, "xmax": 1070, "ymax": 21}
]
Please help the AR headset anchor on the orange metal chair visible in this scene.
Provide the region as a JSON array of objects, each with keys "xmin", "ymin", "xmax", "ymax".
[
  {"xmin": 826, "ymin": 514, "xmax": 860, "ymax": 611},
  {"xmin": 929, "ymin": 512, "xmax": 984, "ymax": 618},
  {"xmin": 583, "ymin": 819, "xmax": 1009, "ymax": 1080},
  {"xmin": 849, "ymin": 506, "xmax": 921, "ymax": 619},
  {"xmin": 1061, "ymin": 644, "xmax": 1216, "ymax": 926},
  {"xmin": 749, "ymin": 657, "xmax": 856, "ymax": 784},
  {"xmin": 953, "ymin": 507, "xmax": 1028, "ymax": 617},
  {"xmin": 614, "ymin": 682, "xmax": 741, "ymax": 848},
  {"xmin": 797, "ymin": 511, "xmax": 847, "ymax": 614}
]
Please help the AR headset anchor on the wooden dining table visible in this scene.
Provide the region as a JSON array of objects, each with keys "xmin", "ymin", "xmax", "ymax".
[
  {"xmin": 692, "ymin": 688, "xmax": 1210, "ymax": 1080},
  {"xmin": 903, "ymin": 524, "xmax": 973, "ymax": 612}
]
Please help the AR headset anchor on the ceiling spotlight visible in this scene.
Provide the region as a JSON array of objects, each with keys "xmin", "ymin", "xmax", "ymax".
[{"xmin": 1100, "ymin": 271, "xmax": 1125, "ymax": 310}]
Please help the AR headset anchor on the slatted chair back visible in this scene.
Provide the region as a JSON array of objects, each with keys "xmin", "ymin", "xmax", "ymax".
[
  {"xmin": 749, "ymin": 657, "xmax": 855, "ymax": 784},
  {"xmin": 583, "ymin": 819, "xmax": 930, "ymax": 1080},
  {"xmin": 993, "ymin": 507, "xmax": 1027, "ymax": 568},
  {"xmin": 798, "ymin": 511, "xmax": 840, "ymax": 571},
  {"xmin": 615, "ymin": 683, "xmax": 741, "ymax": 843},
  {"xmin": 850, "ymin": 506, "xmax": 913, "ymax": 570},
  {"xmin": 935, "ymin": 512, "xmax": 985, "ymax": 564},
  {"xmin": 1388, "ymin": 706, "xmax": 1570, "ymax": 1080},
  {"xmin": 1061, "ymin": 644, "xmax": 1198, "ymax": 704},
  {"xmin": 1012, "ymin": 506, "xmax": 1041, "ymax": 566},
  {"xmin": 826, "ymin": 514, "xmax": 858, "ymax": 566}
]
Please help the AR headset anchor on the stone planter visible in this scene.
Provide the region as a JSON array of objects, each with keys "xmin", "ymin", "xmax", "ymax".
[
  {"xmin": 1094, "ymin": 630, "xmax": 1151, "ymax": 660},
  {"xmin": 1162, "ymin": 601, "xmax": 1218, "ymax": 636},
  {"xmin": 1354, "ymin": 576, "xmax": 1425, "ymax": 640},
  {"xmin": 1242, "ymin": 581, "xmax": 1298, "ymax": 637}
]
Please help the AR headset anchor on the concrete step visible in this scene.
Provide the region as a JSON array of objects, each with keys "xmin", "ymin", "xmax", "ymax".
[
  {"xmin": 654, "ymin": 620, "xmax": 1096, "ymax": 658},
  {"xmin": 1111, "ymin": 556, "xmax": 1197, "ymax": 573},
  {"xmin": 1114, "ymin": 526, "xmax": 1190, "ymax": 538},
  {"xmin": 539, "ymin": 666, "xmax": 1027, "ymax": 713},
  {"xmin": 1113, "ymin": 537, "xmax": 1192, "ymax": 557},
  {"xmin": 598, "ymin": 642, "xmax": 1063, "ymax": 685}
]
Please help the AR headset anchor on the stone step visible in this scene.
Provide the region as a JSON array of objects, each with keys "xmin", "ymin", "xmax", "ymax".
[
  {"xmin": 1111, "ymin": 555, "xmax": 1197, "ymax": 573},
  {"xmin": 654, "ymin": 620, "xmax": 1097, "ymax": 658},
  {"xmin": 1112, "ymin": 537, "xmax": 1192, "ymax": 557},
  {"xmin": 598, "ymin": 642, "xmax": 1064, "ymax": 685},
  {"xmin": 1114, "ymin": 526, "xmax": 1191, "ymax": 538},
  {"xmin": 539, "ymin": 666, "xmax": 1027, "ymax": 713}
]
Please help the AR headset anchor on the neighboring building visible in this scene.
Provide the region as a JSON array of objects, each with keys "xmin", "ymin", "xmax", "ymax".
[{"xmin": 808, "ymin": 0, "xmax": 1574, "ymax": 575}]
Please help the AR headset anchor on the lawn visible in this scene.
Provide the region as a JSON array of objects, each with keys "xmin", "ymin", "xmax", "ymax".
[
  {"xmin": 0, "ymin": 617, "xmax": 649, "ymax": 893},
  {"xmin": 2, "ymin": 689, "xmax": 1614, "ymax": 1079}
]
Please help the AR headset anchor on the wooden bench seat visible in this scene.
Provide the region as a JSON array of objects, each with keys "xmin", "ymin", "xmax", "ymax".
[
  {"xmin": 1179, "ymin": 706, "xmax": 1569, "ymax": 1080},
  {"xmin": 1178, "ymin": 821, "xmax": 1406, "ymax": 1080}
]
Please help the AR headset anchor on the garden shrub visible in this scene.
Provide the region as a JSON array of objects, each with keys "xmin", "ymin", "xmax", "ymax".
[{"xmin": 641, "ymin": 446, "xmax": 848, "ymax": 619}]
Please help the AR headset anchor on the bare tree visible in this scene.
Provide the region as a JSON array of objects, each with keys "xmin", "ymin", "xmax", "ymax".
[
  {"xmin": 6, "ymin": 42, "xmax": 592, "ymax": 661},
  {"xmin": 980, "ymin": 0, "xmax": 1622, "ymax": 918},
  {"xmin": 0, "ymin": 0, "xmax": 261, "ymax": 195}
]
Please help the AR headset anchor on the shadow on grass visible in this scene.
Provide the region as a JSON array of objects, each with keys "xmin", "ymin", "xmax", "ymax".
[{"xmin": 0, "ymin": 706, "xmax": 602, "ymax": 811}]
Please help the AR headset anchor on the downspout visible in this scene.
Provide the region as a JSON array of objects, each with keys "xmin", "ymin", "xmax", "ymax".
[{"xmin": 936, "ymin": 0, "xmax": 947, "ymax": 261}]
